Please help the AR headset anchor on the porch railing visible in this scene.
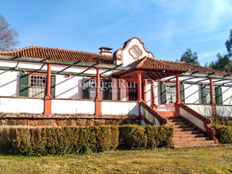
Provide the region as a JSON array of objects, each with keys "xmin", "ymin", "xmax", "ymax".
[
  {"xmin": 139, "ymin": 101, "xmax": 167, "ymax": 125},
  {"xmin": 179, "ymin": 103, "xmax": 217, "ymax": 142}
]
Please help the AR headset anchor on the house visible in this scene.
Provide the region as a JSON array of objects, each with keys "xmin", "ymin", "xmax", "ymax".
[{"xmin": 0, "ymin": 37, "xmax": 231, "ymax": 146}]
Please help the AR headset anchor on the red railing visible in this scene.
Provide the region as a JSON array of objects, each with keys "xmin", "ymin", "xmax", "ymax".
[
  {"xmin": 179, "ymin": 103, "xmax": 217, "ymax": 142},
  {"xmin": 139, "ymin": 101, "xmax": 167, "ymax": 125}
]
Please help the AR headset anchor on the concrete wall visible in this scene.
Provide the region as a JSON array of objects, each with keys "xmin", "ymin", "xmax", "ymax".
[
  {"xmin": 216, "ymin": 106, "xmax": 232, "ymax": 117},
  {"xmin": 52, "ymin": 99, "xmax": 95, "ymax": 114},
  {"xmin": 101, "ymin": 101, "xmax": 139, "ymax": 115},
  {"xmin": 187, "ymin": 104, "xmax": 212, "ymax": 117},
  {"xmin": 0, "ymin": 97, "xmax": 44, "ymax": 114}
]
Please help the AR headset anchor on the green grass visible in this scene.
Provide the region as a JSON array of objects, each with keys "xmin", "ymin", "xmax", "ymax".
[{"xmin": 0, "ymin": 145, "xmax": 232, "ymax": 174}]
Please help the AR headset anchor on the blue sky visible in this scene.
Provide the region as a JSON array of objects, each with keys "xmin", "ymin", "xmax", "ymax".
[{"xmin": 0, "ymin": 0, "xmax": 232, "ymax": 65}]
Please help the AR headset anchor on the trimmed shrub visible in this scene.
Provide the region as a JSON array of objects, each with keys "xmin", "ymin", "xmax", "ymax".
[
  {"xmin": 119, "ymin": 125, "xmax": 147, "ymax": 150},
  {"xmin": 215, "ymin": 125, "xmax": 232, "ymax": 144},
  {"xmin": 2, "ymin": 126, "xmax": 119, "ymax": 155},
  {"xmin": 145, "ymin": 126, "xmax": 173, "ymax": 148},
  {"xmin": 0, "ymin": 125, "xmax": 172, "ymax": 155},
  {"xmin": 119, "ymin": 125, "xmax": 173, "ymax": 150}
]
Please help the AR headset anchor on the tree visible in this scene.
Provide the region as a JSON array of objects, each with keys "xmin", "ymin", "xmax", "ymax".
[
  {"xmin": 209, "ymin": 53, "xmax": 232, "ymax": 73},
  {"xmin": 0, "ymin": 15, "xmax": 18, "ymax": 51},
  {"xmin": 208, "ymin": 29, "xmax": 232, "ymax": 73},
  {"xmin": 180, "ymin": 48, "xmax": 200, "ymax": 66},
  {"xmin": 225, "ymin": 29, "xmax": 232, "ymax": 58}
]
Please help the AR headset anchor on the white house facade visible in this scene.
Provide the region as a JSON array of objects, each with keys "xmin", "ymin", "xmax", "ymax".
[{"xmin": 0, "ymin": 37, "xmax": 231, "ymax": 131}]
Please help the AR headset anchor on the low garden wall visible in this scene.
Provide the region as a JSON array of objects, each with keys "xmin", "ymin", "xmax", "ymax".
[{"xmin": 0, "ymin": 125, "xmax": 173, "ymax": 155}]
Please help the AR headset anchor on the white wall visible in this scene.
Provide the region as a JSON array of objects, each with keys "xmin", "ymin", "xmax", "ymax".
[
  {"xmin": 0, "ymin": 70, "xmax": 19, "ymax": 96},
  {"xmin": 180, "ymin": 108, "xmax": 206, "ymax": 131},
  {"xmin": 187, "ymin": 104, "xmax": 212, "ymax": 117},
  {"xmin": 145, "ymin": 80, "xmax": 151, "ymax": 106},
  {"xmin": 0, "ymin": 98, "xmax": 44, "ymax": 113},
  {"xmin": 154, "ymin": 82, "xmax": 159, "ymax": 106},
  {"xmin": 53, "ymin": 99, "xmax": 95, "ymax": 114},
  {"xmin": 222, "ymin": 86, "xmax": 232, "ymax": 105},
  {"xmin": 101, "ymin": 101, "xmax": 139, "ymax": 115},
  {"xmin": 55, "ymin": 75, "xmax": 82, "ymax": 99},
  {"xmin": 216, "ymin": 106, "xmax": 232, "ymax": 117},
  {"xmin": 184, "ymin": 84, "xmax": 200, "ymax": 104}
]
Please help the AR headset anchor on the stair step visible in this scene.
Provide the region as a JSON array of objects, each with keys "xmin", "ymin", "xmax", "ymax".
[
  {"xmin": 173, "ymin": 134, "xmax": 207, "ymax": 138},
  {"xmin": 174, "ymin": 143, "xmax": 217, "ymax": 148},
  {"xmin": 174, "ymin": 127, "xmax": 197, "ymax": 131},
  {"xmin": 172, "ymin": 137, "xmax": 209, "ymax": 142},
  {"xmin": 167, "ymin": 117, "xmax": 216, "ymax": 148}
]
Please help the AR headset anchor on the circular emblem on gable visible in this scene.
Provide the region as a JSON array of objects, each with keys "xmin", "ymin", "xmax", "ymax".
[{"xmin": 129, "ymin": 45, "xmax": 142, "ymax": 59}]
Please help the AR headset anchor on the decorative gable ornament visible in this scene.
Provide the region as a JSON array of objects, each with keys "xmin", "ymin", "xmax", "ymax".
[{"xmin": 114, "ymin": 37, "xmax": 155, "ymax": 66}]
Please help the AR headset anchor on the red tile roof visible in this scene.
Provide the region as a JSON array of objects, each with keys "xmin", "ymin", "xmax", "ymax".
[
  {"xmin": 0, "ymin": 46, "xmax": 230, "ymax": 77},
  {"xmin": 163, "ymin": 60, "xmax": 229, "ymax": 76},
  {"xmin": 0, "ymin": 46, "xmax": 113, "ymax": 64},
  {"xmin": 129, "ymin": 57, "xmax": 230, "ymax": 76},
  {"xmin": 129, "ymin": 57, "xmax": 186, "ymax": 72}
]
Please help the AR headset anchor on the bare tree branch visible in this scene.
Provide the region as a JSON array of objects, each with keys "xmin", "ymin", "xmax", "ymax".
[{"xmin": 0, "ymin": 15, "xmax": 18, "ymax": 51}]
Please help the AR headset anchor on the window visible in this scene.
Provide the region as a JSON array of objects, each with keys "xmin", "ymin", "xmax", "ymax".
[
  {"xmin": 201, "ymin": 85, "xmax": 212, "ymax": 104},
  {"xmin": 166, "ymin": 85, "xmax": 176, "ymax": 104},
  {"xmin": 215, "ymin": 86, "xmax": 223, "ymax": 105},
  {"xmin": 82, "ymin": 78, "xmax": 112, "ymax": 100},
  {"xmin": 128, "ymin": 82, "xmax": 138, "ymax": 101},
  {"xmin": 30, "ymin": 75, "xmax": 46, "ymax": 98},
  {"xmin": 19, "ymin": 73, "xmax": 55, "ymax": 98},
  {"xmin": 160, "ymin": 83, "xmax": 185, "ymax": 104},
  {"xmin": 201, "ymin": 85, "xmax": 223, "ymax": 105}
]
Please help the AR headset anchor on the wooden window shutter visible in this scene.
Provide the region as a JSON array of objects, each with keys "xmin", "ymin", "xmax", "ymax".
[
  {"xmin": 215, "ymin": 86, "xmax": 223, "ymax": 105},
  {"xmin": 19, "ymin": 73, "xmax": 29, "ymax": 97},
  {"xmin": 160, "ymin": 83, "xmax": 167, "ymax": 104},
  {"xmin": 201, "ymin": 85, "xmax": 207, "ymax": 104},
  {"xmin": 82, "ymin": 78, "xmax": 90, "ymax": 99},
  {"xmin": 51, "ymin": 75, "xmax": 56, "ymax": 98},
  {"xmin": 180, "ymin": 83, "xmax": 185, "ymax": 102},
  {"xmin": 103, "ymin": 79, "xmax": 112, "ymax": 100}
]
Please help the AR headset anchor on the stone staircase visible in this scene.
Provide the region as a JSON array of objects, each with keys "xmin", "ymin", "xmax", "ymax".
[{"xmin": 168, "ymin": 117, "xmax": 216, "ymax": 148}]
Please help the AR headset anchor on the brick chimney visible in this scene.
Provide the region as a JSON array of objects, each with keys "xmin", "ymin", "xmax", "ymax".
[{"xmin": 99, "ymin": 47, "xmax": 112, "ymax": 56}]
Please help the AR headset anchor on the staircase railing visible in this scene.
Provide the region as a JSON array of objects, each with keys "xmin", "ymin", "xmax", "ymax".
[
  {"xmin": 139, "ymin": 101, "xmax": 167, "ymax": 125},
  {"xmin": 179, "ymin": 103, "xmax": 217, "ymax": 142}
]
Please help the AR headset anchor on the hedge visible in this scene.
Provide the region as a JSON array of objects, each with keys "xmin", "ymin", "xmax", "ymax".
[
  {"xmin": 119, "ymin": 125, "xmax": 173, "ymax": 150},
  {"xmin": 0, "ymin": 125, "xmax": 173, "ymax": 155},
  {"xmin": 214, "ymin": 125, "xmax": 232, "ymax": 144}
]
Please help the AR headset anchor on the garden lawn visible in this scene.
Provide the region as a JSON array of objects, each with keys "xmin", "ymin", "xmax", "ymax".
[{"xmin": 0, "ymin": 145, "xmax": 231, "ymax": 174}]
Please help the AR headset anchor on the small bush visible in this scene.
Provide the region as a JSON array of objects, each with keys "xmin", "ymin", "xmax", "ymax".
[{"xmin": 215, "ymin": 125, "xmax": 232, "ymax": 144}]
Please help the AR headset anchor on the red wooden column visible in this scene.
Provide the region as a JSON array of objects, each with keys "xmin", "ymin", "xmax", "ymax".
[
  {"xmin": 95, "ymin": 68, "xmax": 102, "ymax": 116},
  {"xmin": 137, "ymin": 71, "xmax": 143, "ymax": 102},
  {"xmin": 209, "ymin": 77, "xmax": 216, "ymax": 118},
  {"xmin": 175, "ymin": 75, "xmax": 181, "ymax": 116},
  {"xmin": 44, "ymin": 63, "xmax": 52, "ymax": 116}
]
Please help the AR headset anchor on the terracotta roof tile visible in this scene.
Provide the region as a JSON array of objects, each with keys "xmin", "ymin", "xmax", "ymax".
[
  {"xmin": 0, "ymin": 46, "xmax": 113, "ymax": 64},
  {"xmin": 163, "ymin": 60, "xmax": 229, "ymax": 76},
  {"xmin": 129, "ymin": 57, "xmax": 186, "ymax": 72}
]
